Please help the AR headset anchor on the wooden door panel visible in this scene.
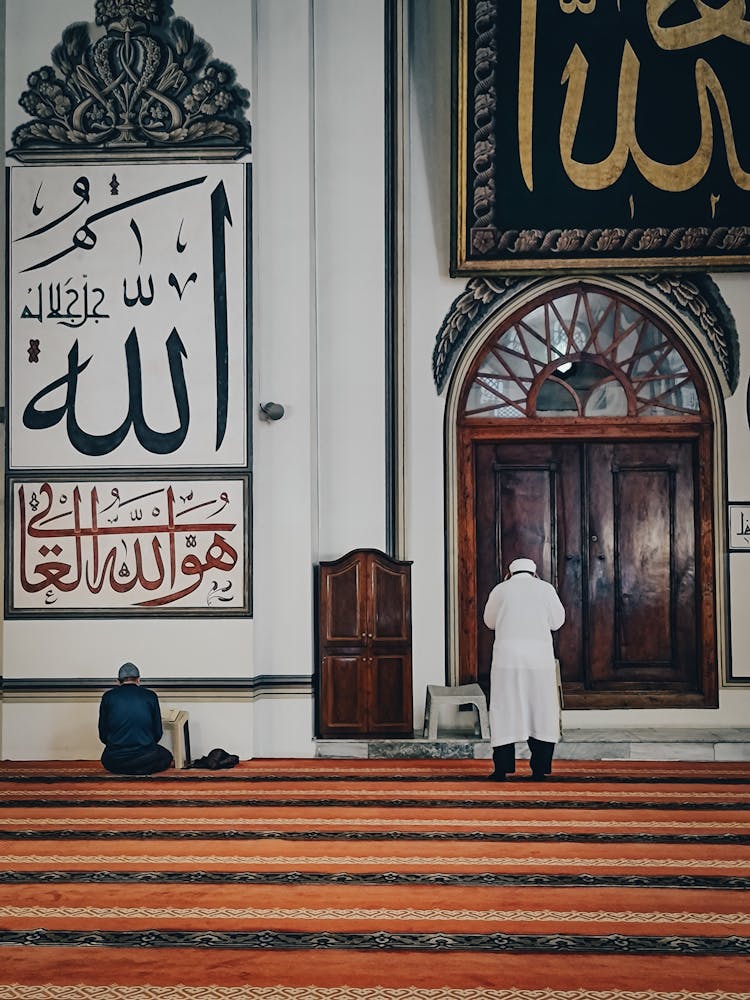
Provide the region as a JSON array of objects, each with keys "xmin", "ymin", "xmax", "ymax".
[
  {"xmin": 552, "ymin": 447, "xmax": 585, "ymax": 692},
  {"xmin": 322, "ymin": 560, "xmax": 365, "ymax": 645},
  {"xmin": 369, "ymin": 655, "xmax": 413, "ymax": 734},
  {"xmin": 320, "ymin": 655, "xmax": 367, "ymax": 734},
  {"xmin": 474, "ymin": 441, "xmax": 583, "ymax": 697},
  {"xmin": 370, "ymin": 559, "xmax": 411, "ymax": 643},
  {"xmin": 616, "ymin": 466, "xmax": 673, "ymax": 665},
  {"xmin": 495, "ymin": 464, "xmax": 556, "ymax": 581},
  {"xmin": 588, "ymin": 440, "xmax": 698, "ymax": 689}
]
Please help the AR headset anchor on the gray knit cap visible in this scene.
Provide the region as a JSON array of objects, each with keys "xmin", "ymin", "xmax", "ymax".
[{"xmin": 118, "ymin": 662, "xmax": 140, "ymax": 681}]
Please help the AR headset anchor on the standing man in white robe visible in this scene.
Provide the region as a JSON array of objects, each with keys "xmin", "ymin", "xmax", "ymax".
[{"xmin": 483, "ymin": 557, "xmax": 565, "ymax": 781}]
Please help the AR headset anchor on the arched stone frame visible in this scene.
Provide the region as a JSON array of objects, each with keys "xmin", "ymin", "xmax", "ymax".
[{"xmin": 437, "ymin": 274, "xmax": 737, "ymax": 693}]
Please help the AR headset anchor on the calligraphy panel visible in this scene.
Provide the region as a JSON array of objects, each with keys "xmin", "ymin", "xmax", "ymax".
[
  {"xmin": 8, "ymin": 163, "xmax": 250, "ymax": 469},
  {"xmin": 453, "ymin": 0, "xmax": 750, "ymax": 273},
  {"xmin": 7, "ymin": 476, "xmax": 250, "ymax": 616},
  {"xmin": 728, "ymin": 503, "xmax": 750, "ymax": 551}
]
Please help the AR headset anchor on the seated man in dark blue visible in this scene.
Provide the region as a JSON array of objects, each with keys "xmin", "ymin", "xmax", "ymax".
[{"xmin": 98, "ymin": 662, "xmax": 173, "ymax": 775}]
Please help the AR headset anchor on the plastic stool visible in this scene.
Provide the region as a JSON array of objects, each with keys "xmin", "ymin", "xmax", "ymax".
[
  {"xmin": 161, "ymin": 710, "xmax": 191, "ymax": 769},
  {"xmin": 422, "ymin": 683, "xmax": 490, "ymax": 740}
]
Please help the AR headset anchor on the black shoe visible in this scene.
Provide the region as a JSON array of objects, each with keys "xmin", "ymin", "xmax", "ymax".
[
  {"xmin": 530, "ymin": 772, "xmax": 546, "ymax": 781},
  {"xmin": 489, "ymin": 770, "xmax": 507, "ymax": 781}
]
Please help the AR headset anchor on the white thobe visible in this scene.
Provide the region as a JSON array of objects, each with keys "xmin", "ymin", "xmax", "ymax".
[{"xmin": 483, "ymin": 574, "xmax": 565, "ymax": 746}]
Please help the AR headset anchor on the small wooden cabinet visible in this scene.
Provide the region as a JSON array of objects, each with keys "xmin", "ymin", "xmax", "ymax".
[{"xmin": 317, "ymin": 548, "xmax": 413, "ymax": 738}]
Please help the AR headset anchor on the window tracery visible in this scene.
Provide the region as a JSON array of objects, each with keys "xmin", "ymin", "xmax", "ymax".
[{"xmin": 462, "ymin": 287, "xmax": 702, "ymax": 420}]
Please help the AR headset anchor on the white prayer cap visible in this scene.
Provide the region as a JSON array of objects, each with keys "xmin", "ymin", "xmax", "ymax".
[{"xmin": 509, "ymin": 557, "xmax": 536, "ymax": 575}]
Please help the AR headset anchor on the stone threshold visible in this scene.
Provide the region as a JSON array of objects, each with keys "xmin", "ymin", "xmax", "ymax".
[{"xmin": 315, "ymin": 727, "xmax": 750, "ymax": 761}]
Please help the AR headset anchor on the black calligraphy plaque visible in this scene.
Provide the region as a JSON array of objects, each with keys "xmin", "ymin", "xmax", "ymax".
[{"xmin": 452, "ymin": 0, "xmax": 750, "ymax": 274}]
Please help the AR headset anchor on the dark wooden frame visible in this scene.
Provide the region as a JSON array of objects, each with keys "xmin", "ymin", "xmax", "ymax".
[{"xmin": 455, "ymin": 290, "xmax": 718, "ymax": 710}]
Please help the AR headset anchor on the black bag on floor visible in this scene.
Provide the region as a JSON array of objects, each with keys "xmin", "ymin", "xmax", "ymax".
[{"xmin": 191, "ymin": 747, "xmax": 239, "ymax": 769}]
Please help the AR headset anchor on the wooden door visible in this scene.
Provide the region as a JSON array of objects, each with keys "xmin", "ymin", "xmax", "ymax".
[{"xmin": 472, "ymin": 437, "xmax": 714, "ymax": 708}]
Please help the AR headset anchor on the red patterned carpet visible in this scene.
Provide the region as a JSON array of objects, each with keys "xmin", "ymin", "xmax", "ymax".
[{"xmin": 0, "ymin": 758, "xmax": 748, "ymax": 999}]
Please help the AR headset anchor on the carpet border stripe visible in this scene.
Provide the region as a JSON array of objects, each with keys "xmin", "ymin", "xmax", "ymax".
[{"xmin": 1, "ymin": 928, "xmax": 749, "ymax": 954}]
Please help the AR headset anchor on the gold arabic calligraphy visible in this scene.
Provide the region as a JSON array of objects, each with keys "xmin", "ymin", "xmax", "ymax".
[{"xmin": 519, "ymin": 0, "xmax": 750, "ymax": 193}]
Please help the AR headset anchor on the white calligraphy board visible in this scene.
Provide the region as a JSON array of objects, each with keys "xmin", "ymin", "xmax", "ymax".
[
  {"xmin": 8, "ymin": 163, "xmax": 250, "ymax": 471},
  {"xmin": 8, "ymin": 477, "xmax": 249, "ymax": 615},
  {"xmin": 729, "ymin": 503, "xmax": 750, "ymax": 551}
]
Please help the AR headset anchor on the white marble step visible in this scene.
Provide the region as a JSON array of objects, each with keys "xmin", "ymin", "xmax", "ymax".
[{"xmin": 315, "ymin": 728, "xmax": 750, "ymax": 761}]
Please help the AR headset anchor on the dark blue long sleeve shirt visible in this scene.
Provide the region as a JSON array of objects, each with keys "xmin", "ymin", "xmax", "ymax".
[{"xmin": 98, "ymin": 683, "xmax": 163, "ymax": 751}]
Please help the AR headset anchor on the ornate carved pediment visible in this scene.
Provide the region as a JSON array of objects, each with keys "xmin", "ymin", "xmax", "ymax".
[
  {"xmin": 9, "ymin": 0, "xmax": 251, "ymax": 162},
  {"xmin": 433, "ymin": 274, "xmax": 739, "ymax": 397}
]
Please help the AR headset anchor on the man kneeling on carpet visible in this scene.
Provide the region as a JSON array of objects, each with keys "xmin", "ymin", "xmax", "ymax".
[
  {"xmin": 483, "ymin": 558, "xmax": 565, "ymax": 781},
  {"xmin": 98, "ymin": 662, "xmax": 174, "ymax": 775}
]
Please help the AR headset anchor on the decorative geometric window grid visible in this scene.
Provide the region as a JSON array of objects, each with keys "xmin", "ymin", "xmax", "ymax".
[{"xmin": 463, "ymin": 287, "xmax": 702, "ymax": 420}]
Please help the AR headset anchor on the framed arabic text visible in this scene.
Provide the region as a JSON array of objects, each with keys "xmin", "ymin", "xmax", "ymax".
[
  {"xmin": 728, "ymin": 503, "xmax": 750, "ymax": 551},
  {"xmin": 453, "ymin": 0, "xmax": 750, "ymax": 273},
  {"xmin": 7, "ymin": 162, "xmax": 250, "ymax": 470},
  {"xmin": 7, "ymin": 476, "xmax": 250, "ymax": 616}
]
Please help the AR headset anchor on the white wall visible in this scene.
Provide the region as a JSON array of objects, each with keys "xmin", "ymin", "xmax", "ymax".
[
  {"xmin": 3, "ymin": 696, "xmax": 254, "ymax": 760},
  {"xmin": 250, "ymin": 0, "xmax": 317, "ymax": 757},
  {"xmin": 0, "ymin": 0, "xmax": 393, "ymax": 760},
  {"xmin": 251, "ymin": 0, "xmax": 390, "ymax": 751},
  {"xmin": 314, "ymin": 0, "xmax": 387, "ymax": 560},
  {"xmin": 406, "ymin": 0, "xmax": 454, "ymax": 726}
]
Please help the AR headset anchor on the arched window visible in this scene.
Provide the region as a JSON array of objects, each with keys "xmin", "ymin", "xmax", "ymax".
[{"xmin": 462, "ymin": 287, "xmax": 703, "ymax": 420}]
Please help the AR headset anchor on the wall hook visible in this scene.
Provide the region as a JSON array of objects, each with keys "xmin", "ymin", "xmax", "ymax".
[{"xmin": 259, "ymin": 401, "xmax": 285, "ymax": 421}]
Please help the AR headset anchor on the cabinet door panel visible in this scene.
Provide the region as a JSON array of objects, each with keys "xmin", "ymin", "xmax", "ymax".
[
  {"xmin": 322, "ymin": 560, "xmax": 365, "ymax": 644},
  {"xmin": 370, "ymin": 559, "xmax": 411, "ymax": 643},
  {"xmin": 368, "ymin": 655, "xmax": 413, "ymax": 734},
  {"xmin": 320, "ymin": 655, "xmax": 367, "ymax": 735}
]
